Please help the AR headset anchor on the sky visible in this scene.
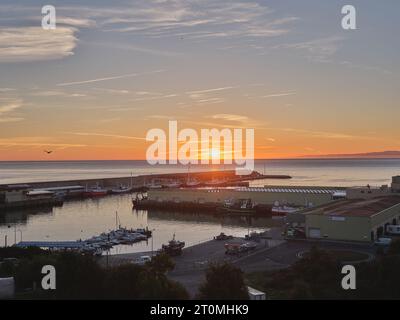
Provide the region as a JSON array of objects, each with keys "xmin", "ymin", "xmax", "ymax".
[{"xmin": 0, "ymin": 0, "xmax": 399, "ymax": 161}]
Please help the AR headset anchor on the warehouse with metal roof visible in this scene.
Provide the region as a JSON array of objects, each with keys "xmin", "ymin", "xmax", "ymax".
[{"xmin": 302, "ymin": 195, "xmax": 400, "ymax": 242}]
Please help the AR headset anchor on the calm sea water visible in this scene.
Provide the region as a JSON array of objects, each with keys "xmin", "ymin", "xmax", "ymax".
[
  {"xmin": 0, "ymin": 159, "xmax": 399, "ymax": 186},
  {"xmin": 0, "ymin": 159, "xmax": 399, "ymax": 251},
  {"xmin": 0, "ymin": 194, "xmax": 273, "ymax": 252}
]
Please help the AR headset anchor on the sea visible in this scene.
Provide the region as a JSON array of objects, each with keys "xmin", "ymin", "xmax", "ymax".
[{"xmin": 0, "ymin": 159, "xmax": 399, "ymax": 251}]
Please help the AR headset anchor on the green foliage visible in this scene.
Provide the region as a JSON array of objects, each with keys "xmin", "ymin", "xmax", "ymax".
[
  {"xmin": 147, "ymin": 253, "xmax": 175, "ymax": 275},
  {"xmin": 3, "ymin": 249, "xmax": 188, "ymax": 300},
  {"xmin": 197, "ymin": 262, "xmax": 249, "ymax": 300},
  {"xmin": 248, "ymin": 247, "xmax": 345, "ymax": 299},
  {"xmin": 247, "ymin": 246, "xmax": 400, "ymax": 300},
  {"xmin": 387, "ymin": 238, "xmax": 400, "ymax": 255}
]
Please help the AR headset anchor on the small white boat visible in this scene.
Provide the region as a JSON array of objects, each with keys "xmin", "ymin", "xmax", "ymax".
[
  {"xmin": 147, "ymin": 183, "xmax": 163, "ymax": 189},
  {"xmin": 111, "ymin": 185, "xmax": 133, "ymax": 194},
  {"xmin": 185, "ymin": 179, "xmax": 201, "ymax": 187},
  {"xmin": 205, "ymin": 179, "xmax": 226, "ymax": 186},
  {"xmin": 271, "ymin": 205, "xmax": 300, "ymax": 215},
  {"xmin": 162, "ymin": 181, "xmax": 182, "ymax": 188}
]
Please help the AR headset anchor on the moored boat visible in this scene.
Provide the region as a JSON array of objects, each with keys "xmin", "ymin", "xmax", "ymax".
[
  {"xmin": 271, "ymin": 205, "xmax": 300, "ymax": 216},
  {"xmin": 83, "ymin": 184, "xmax": 108, "ymax": 197},
  {"xmin": 111, "ymin": 185, "xmax": 133, "ymax": 194},
  {"xmin": 160, "ymin": 234, "xmax": 185, "ymax": 256}
]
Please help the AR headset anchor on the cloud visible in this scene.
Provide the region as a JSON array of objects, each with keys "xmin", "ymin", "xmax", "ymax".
[
  {"xmin": 0, "ymin": 136, "xmax": 87, "ymax": 148},
  {"xmin": 261, "ymin": 92, "xmax": 296, "ymax": 98},
  {"xmin": 57, "ymin": 17, "xmax": 96, "ymax": 28},
  {"xmin": 30, "ymin": 90, "xmax": 87, "ymax": 98},
  {"xmin": 211, "ymin": 114, "xmax": 248, "ymax": 122},
  {"xmin": 0, "ymin": 98, "xmax": 24, "ymax": 122},
  {"xmin": 57, "ymin": 69, "xmax": 165, "ymax": 86},
  {"xmin": 58, "ymin": 1, "xmax": 297, "ymax": 39},
  {"xmin": 89, "ymin": 42, "xmax": 181, "ymax": 57},
  {"xmin": 66, "ymin": 132, "xmax": 146, "ymax": 141},
  {"xmin": 275, "ymin": 36, "xmax": 345, "ymax": 62},
  {"xmin": 0, "ymin": 27, "xmax": 78, "ymax": 62},
  {"xmin": 278, "ymin": 128, "xmax": 379, "ymax": 141},
  {"xmin": 186, "ymin": 86, "xmax": 235, "ymax": 95}
]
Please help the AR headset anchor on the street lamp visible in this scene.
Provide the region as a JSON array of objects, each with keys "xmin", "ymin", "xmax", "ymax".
[{"xmin": 151, "ymin": 229, "xmax": 156, "ymax": 257}]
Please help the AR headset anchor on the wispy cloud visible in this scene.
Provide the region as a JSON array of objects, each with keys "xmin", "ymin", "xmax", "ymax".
[
  {"xmin": 0, "ymin": 98, "xmax": 24, "ymax": 123},
  {"xmin": 211, "ymin": 114, "xmax": 248, "ymax": 122},
  {"xmin": 277, "ymin": 128, "xmax": 380, "ymax": 141},
  {"xmin": 51, "ymin": 1, "xmax": 297, "ymax": 39},
  {"xmin": 57, "ymin": 69, "xmax": 165, "ymax": 86},
  {"xmin": 30, "ymin": 90, "xmax": 87, "ymax": 98},
  {"xmin": 0, "ymin": 136, "xmax": 86, "ymax": 148},
  {"xmin": 0, "ymin": 27, "xmax": 78, "ymax": 62},
  {"xmin": 261, "ymin": 92, "xmax": 296, "ymax": 98},
  {"xmin": 65, "ymin": 132, "xmax": 146, "ymax": 140},
  {"xmin": 275, "ymin": 36, "xmax": 345, "ymax": 62},
  {"xmin": 186, "ymin": 86, "xmax": 235, "ymax": 95}
]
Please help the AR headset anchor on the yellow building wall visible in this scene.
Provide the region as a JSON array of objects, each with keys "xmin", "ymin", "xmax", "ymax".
[{"xmin": 306, "ymin": 215, "xmax": 372, "ymax": 242}]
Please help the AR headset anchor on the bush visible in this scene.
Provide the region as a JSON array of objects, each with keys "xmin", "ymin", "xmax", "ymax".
[{"xmin": 197, "ymin": 262, "xmax": 249, "ymax": 300}]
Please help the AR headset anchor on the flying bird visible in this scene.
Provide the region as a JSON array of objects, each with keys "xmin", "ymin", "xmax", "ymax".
[{"xmin": 44, "ymin": 150, "xmax": 53, "ymax": 154}]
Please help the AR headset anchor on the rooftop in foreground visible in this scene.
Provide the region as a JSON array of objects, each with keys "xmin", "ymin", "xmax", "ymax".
[{"xmin": 306, "ymin": 195, "xmax": 400, "ymax": 217}]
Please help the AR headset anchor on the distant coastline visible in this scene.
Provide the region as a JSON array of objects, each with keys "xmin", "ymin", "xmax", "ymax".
[{"xmin": 299, "ymin": 150, "xmax": 400, "ymax": 159}]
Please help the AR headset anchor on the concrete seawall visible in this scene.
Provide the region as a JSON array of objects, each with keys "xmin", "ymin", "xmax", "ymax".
[{"xmin": 7, "ymin": 171, "xmax": 291, "ymax": 189}]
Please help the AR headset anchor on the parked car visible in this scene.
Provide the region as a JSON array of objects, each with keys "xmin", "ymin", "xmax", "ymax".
[
  {"xmin": 131, "ymin": 255, "xmax": 152, "ymax": 265},
  {"xmin": 374, "ymin": 237, "xmax": 392, "ymax": 246}
]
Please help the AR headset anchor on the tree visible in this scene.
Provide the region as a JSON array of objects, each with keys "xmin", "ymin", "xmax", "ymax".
[
  {"xmin": 387, "ymin": 238, "xmax": 400, "ymax": 255},
  {"xmin": 197, "ymin": 262, "xmax": 249, "ymax": 300},
  {"xmin": 147, "ymin": 253, "xmax": 175, "ymax": 275}
]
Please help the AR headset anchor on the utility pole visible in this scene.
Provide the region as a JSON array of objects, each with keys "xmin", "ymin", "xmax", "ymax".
[{"xmin": 151, "ymin": 229, "xmax": 155, "ymax": 257}]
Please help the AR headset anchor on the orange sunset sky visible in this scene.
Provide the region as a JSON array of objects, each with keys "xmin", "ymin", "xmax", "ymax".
[{"xmin": 0, "ymin": 1, "xmax": 399, "ymax": 161}]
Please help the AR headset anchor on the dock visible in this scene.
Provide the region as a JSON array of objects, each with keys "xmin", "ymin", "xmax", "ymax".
[
  {"xmin": 6, "ymin": 170, "xmax": 291, "ymax": 190},
  {"xmin": 15, "ymin": 241, "xmax": 85, "ymax": 249}
]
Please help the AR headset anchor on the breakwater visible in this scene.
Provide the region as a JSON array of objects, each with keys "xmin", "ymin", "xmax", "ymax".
[{"xmin": 5, "ymin": 170, "xmax": 291, "ymax": 189}]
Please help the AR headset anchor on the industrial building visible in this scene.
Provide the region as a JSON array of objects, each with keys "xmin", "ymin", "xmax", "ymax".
[
  {"xmin": 147, "ymin": 186, "xmax": 345, "ymax": 207},
  {"xmin": 295, "ymin": 196, "xmax": 400, "ymax": 242}
]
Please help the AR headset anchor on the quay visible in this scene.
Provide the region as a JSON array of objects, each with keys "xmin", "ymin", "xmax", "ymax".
[
  {"xmin": 7, "ymin": 170, "xmax": 290, "ymax": 190},
  {"xmin": 15, "ymin": 241, "xmax": 84, "ymax": 249},
  {"xmin": 135, "ymin": 185, "xmax": 347, "ymax": 215}
]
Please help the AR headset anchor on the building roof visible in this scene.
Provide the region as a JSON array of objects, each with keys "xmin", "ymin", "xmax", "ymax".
[
  {"xmin": 235, "ymin": 186, "xmax": 342, "ymax": 195},
  {"xmin": 307, "ymin": 196, "xmax": 400, "ymax": 217}
]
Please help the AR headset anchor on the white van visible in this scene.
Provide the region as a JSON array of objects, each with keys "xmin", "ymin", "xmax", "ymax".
[{"xmin": 386, "ymin": 225, "xmax": 400, "ymax": 235}]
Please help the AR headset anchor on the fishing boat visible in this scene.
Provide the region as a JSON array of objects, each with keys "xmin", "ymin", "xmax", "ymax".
[
  {"xmin": 83, "ymin": 184, "xmax": 108, "ymax": 197},
  {"xmin": 132, "ymin": 192, "xmax": 147, "ymax": 207},
  {"xmin": 218, "ymin": 198, "xmax": 256, "ymax": 214},
  {"xmin": 160, "ymin": 234, "xmax": 185, "ymax": 256},
  {"xmin": 185, "ymin": 164, "xmax": 201, "ymax": 187}
]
